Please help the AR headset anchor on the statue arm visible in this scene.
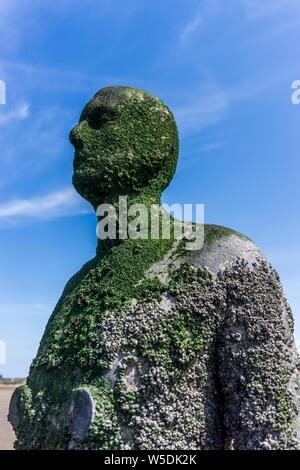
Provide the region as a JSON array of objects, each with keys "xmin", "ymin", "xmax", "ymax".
[{"xmin": 216, "ymin": 259, "xmax": 300, "ymax": 450}]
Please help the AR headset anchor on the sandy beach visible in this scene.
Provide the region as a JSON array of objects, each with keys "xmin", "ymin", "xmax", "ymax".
[{"xmin": 0, "ymin": 385, "xmax": 17, "ymax": 450}]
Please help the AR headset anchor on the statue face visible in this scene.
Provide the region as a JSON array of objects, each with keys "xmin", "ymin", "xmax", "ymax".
[{"xmin": 70, "ymin": 87, "xmax": 179, "ymax": 207}]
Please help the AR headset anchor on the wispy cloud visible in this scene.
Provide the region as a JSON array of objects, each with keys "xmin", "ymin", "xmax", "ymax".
[
  {"xmin": 0, "ymin": 0, "xmax": 21, "ymax": 53},
  {"xmin": 180, "ymin": 11, "xmax": 202, "ymax": 45},
  {"xmin": 0, "ymin": 187, "xmax": 90, "ymax": 224},
  {"xmin": 174, "ymin": 71, "xmax": 292, "ymax": 135},
  {"xmin": 243, "ymin": 0, "xmax": 300, "ymax": 20},
  {"xmin": 0, "ymin": 58, "xmax": 125, "ymax": 94},
  {"xmin": 199, "ymin": 142, "xmax": 223, "ymax": 152},
  {"xmin": 0, "ymin": 0, "xmax": 141, "ymax": 59},
  {"xmin": 0, "ymin": 302, "xmax": 52, "ymax": 317},
  {"xmin": 174, "ymin": 89, "xmax": 229, "ymax": 134},
  {"xmin": 0, "ymin": 104, "xmax": 75, "ymax": 192},
  {"xmin": 0, "ymin": 102, "xmax": 29, "ymax": 126},
  {"xmin": 181, "ymin": 141, "xmax": 224, "ymax": 168}
]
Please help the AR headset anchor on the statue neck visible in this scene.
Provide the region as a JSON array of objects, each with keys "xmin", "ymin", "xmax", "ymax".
[{"xmin": 95, "ymin": 190, "xmax": 164, "ymax": 256}]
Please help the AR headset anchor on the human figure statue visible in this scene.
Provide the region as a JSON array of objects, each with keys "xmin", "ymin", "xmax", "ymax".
[{"xmin": 9, "ymin": 86, "xmax": 300, "ymax": 449}]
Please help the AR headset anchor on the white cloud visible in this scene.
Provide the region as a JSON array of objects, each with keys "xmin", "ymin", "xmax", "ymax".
[
  {"xmin": 180, "ymin": 12, "xmax": 202, "ymax": 45},
  {"xmin": 0, "ymin": 187, "xmax": 90, "ymax": 224},
  {"xmin": 0, "ymin": 102, "xmax": 29, "ymax": 126}
]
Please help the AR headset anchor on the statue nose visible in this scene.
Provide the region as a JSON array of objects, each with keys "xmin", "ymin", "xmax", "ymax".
[{"xmin": 69, "ymin": 126, "xmax": 83, "ymax": 149}]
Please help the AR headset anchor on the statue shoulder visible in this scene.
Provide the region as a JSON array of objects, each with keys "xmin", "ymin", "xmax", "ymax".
[
  {"xmin": 60, "ymin": 256, "xmax": 99, "ymax": 299},
  {"xmin": 147, "ymin": 224, "xmax": 265, "ymax": 282},
  {"xmin": 183, "ymin": 224, "xmax": 266, "ymax": 277}
]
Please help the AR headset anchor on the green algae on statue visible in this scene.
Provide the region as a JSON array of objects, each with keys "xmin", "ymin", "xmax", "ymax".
[{"xmin": 9, "ymin": 86, "xmax": 300, "ymax": 450}]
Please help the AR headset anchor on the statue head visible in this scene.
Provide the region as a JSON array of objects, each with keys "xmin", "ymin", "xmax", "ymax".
[{"xmin": 69, "ymin": 86, "xmax": 179, "ymax": 207}]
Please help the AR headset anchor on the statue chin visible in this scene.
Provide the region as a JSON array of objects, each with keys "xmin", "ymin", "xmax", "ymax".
[{"xmin": 72, "ymin": 173, "xmax": 106, "ymax": 207}]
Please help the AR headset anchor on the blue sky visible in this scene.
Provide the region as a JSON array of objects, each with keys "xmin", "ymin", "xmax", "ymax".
[{"xmin": 0, "ymin": 0, "xmax": 299, "ymax": 377}]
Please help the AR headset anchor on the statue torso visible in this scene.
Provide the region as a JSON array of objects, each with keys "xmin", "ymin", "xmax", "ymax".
[{"xmin": 12, "ymin": 226, "xmax": 300, "ymax": 450}]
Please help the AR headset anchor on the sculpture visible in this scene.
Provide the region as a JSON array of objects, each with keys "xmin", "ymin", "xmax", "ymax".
[{"xmin": 9, "ymin": 86, "xmax": 300, "ymax": 449}]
